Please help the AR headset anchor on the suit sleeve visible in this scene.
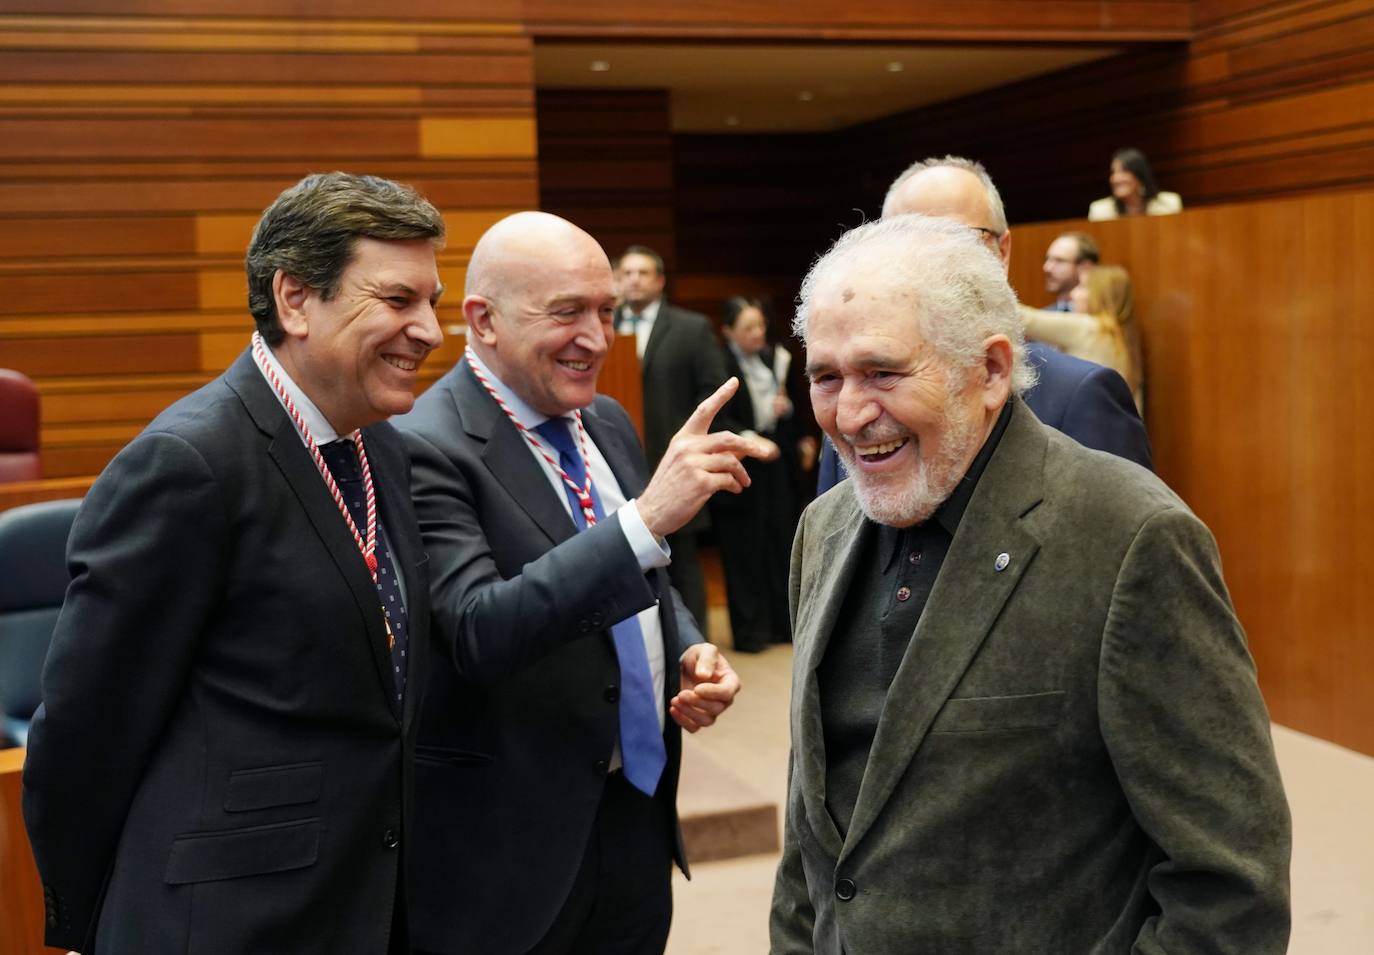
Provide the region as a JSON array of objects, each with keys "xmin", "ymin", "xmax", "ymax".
[
  {"xmin": 404, "ymin": 426, "xmax": 662, "ymax": 687},
  {"xmin": 22, "ymin": 432, "xmax": 227, "ymax": 950},
  {"xmin": 1059, "ymin": 364, "xmax": 1154, "ymax": 471},
  {"xmin": 1098, "ymin": 507, "xmax": 1291, "ymax": 954}
]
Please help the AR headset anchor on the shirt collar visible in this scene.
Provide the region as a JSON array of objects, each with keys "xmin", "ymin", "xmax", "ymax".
[
  {"xmin": 254, "ymin": 339, "xmax": 349, "ymax": 445},
  {"xmin": 465, "ymin": 346, "xmax": 560, "ymax": 429},
  {"xmin": 633, "ymin": 297, "xmax": 662, "ymax": 323}
]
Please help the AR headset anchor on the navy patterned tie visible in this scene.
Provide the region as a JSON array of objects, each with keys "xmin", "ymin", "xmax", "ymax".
[
  {"xmin": 319, "ymin": 439, "xmax": 408, "ymax": 705},
  {"xmin": 533, "ymin": 417, "xmax": 667, "ymax": 796}
]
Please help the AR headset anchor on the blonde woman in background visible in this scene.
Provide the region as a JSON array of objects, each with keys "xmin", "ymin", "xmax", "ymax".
[{"xmin": 1021, "ymin": 264, "xmax": 1144, "ymax": 414}]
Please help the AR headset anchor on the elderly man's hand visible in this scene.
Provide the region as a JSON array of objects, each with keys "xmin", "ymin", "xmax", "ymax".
[
  {"xmin": 637, "ymin": 378, "xmax": 779, "ymax": 538},
  {"xmin": 670, "ymin": 643, "xmax": 740, "ymax": 732}
]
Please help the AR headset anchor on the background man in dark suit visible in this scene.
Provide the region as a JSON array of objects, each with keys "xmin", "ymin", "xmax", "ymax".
[
  {"xmin": 399, "ymin": 212, "xmax": 764, "ymax": 955},
  {"xmin": 22, "ymin": 173, "xmax": 447, "ymax": 954},
  {"xmin": 772, "ymin": 214, "xmax": 1290, "ymax": 953},
  {"xmin": 614, "ymin": 245, "xmax": 728, "ymax": 635},
  {"xmin": 816, "ymin": 156, "xmax": 1151, "ymax": 493}
]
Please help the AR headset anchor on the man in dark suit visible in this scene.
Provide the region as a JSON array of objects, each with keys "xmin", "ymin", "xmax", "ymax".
[
  {"xmin": 614, "ymin": 245, "xmax": 728, "ymax": 635},
  {"xmin": 398, "ymin": 212, "xmax": 761, "ymax": 955},
  {"xmin": 771, "ymin": 213, "xmax": 1290, "ymax": 953},
  {"xmin": 22, "ymin": 173, "xmax": 448, "ymax": 954},
  {"xmin": 816, "ymin": 156, "xmax": 1151, "ymax": 493}
]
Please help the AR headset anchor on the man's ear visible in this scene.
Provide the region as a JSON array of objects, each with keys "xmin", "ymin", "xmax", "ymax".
[
  {"xmin": 463, "ymin": 294, "xmax": 498, "ymax": 346},
  {"xmin": 273, "ymin": 270, "xmax": 312, "ymax": 340},
  {"xmin": 980, "ymin": 334, "xmax": 1014, "ymax": 411}
]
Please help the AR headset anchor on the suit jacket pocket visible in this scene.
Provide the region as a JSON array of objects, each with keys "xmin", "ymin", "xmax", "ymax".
[
  {"xmin": 929, "ymin": 690, "xmax": 1064, "ymax": 734},
  {"xmin": 223, "ymin": 761, "xmax": 322, "ymax": 812},
  {"xmin": 415, "ymin": 743, "xmax": 493, "ymax": 766},
  {"xmin": 164, "ymin": 817, "xmax": 320, "ymax": 885}
]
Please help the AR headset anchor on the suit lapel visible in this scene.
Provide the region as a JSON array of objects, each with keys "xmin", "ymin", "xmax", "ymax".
[
  {"xmin": 840, "ymin": 401, "xmax": 1048, "ymax": 857},
  {"xmin": 225, "ymin": 350, "xmax": 402, "ymax": 717},
  {"xmin": 581, "ymin": 401, "xmax": 644, "ymax": 498},
  {"xmin": 792, "ymin": 489, "xmax": 869, "ymax": 860},
  {"xmin": 641, "ymin": 301, "xmax": 671, "ymax": 376},
  {"xmin": 452, "ymin": 364, "xmax": 578, "ymax": 547}
]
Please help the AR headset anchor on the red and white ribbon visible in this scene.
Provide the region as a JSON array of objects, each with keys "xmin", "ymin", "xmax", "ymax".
[
  {"xmin": 252, "ymin": 332, "xmax": 380, "ymax": 581},
  {"xmin": 464, "ymin": 349, "xmax": 599, "ymax": 527}
]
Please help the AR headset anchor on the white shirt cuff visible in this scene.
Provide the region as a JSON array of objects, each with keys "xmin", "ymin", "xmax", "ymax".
[{"xmin": 620, "ymin": 499, "xmax": 671, "ymax": 570}]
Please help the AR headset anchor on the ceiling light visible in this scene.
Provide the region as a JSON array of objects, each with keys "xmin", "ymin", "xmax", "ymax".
[
  {"xmin": 886, "ymin": 61, "xmax": 904, "ymax": 72},
  {"xmin": 590, "ymin": 60, "xmax": 610, "ymax": 72},
  {"xmin": 798, "ymin": 91, "xmax": 814, "ymax": 102}
]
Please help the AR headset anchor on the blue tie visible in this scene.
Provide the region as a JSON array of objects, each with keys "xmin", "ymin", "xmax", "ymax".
[
  {"xmin": 533, "ymin": 417, "xmax": 667, "ymax": 796},
  {"xmin": 320, "ymin": 439, "xmax": 408, "ymax": 705}
]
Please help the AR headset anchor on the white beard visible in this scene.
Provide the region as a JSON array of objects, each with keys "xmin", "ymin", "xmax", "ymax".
[{"xmin": 836, "ymin": 400, "xmax": 982, "ymax": 528}]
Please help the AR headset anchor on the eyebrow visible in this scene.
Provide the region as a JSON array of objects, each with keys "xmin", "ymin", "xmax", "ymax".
[{"xmin": 807, "ymin": 352, "xmax": 905, "ymax": 378}]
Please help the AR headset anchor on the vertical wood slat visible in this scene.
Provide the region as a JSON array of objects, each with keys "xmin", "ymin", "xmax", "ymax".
[{"xmin": 1006, "ymin": 191, "xmax": 1374, "ymax": 757}]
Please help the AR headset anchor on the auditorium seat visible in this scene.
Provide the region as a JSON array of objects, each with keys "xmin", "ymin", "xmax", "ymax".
[
  {"xmin": 0, "ymin": 498, "xmax": 79, "ymax": 748},
  {"xmin": 0, "ymin": 369, "xmax": 41, "ymax": 483}
]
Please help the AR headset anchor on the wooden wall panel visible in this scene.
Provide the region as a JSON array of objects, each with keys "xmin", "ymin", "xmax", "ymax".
[
  {"xmin": 852, "ymin": 0, "xmax": 1374, "ymax": 224},
  {"xmin": 536, "ymin": 89, "xmax": 676, "ymax": 267},
  {"xmin": 523, "ymin": 0, "xmax": 1192, "ymax": 41},
  {"xmin": 1005, "ymin": 191, "xmax": 1374, "ymax": 756},
  {"xmin": 0, "ymin": 8, "xmax": 538, "ymax": 479},
  {"xmin": 0, "ymin": 749, "xmax": 44, "ymax": 955}
]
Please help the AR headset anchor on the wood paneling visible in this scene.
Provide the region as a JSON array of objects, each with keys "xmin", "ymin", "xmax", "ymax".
[
  {"xmin": 536, "ymin": 89, "xmax": 676, "ymax": 265},
  {"xmin": 851, "ymin": 0, "xmax": 1374, "ymax": 223},
  {"xmin": 1006, "ymin": 191, "xmax": 1374, "ymax": 755},
  {"xmin": 0, "ymin": 748, "xmax": 44, "ymax": 955},
  {"xmin": 523, "ymin": 0, "xmax": 1193, "ymax": 41},
  {"xmin": 0, "ymin": 7, "xmax": 537, "ymax": 478}
]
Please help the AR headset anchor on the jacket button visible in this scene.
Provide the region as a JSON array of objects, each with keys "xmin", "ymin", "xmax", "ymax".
[
  {"xmin": 604, "ymin": 685, "xmax": 620, "ymax": 703},
  {"xmin": 589, "ymin": 611, "xmax": 605, "ymax": 628},
  {"xmin": 593, "ymin": 758, "xmax": 609, "ymax": 773},
  {"xmin": 835, "ymin": 877, "xmax": 856, "ymax": 901},
  {"xmin": 382, "ymin": 828, "xmax": 400, "ymax": 849},
  {"xmin": 579, "ymin": 619, "xmax": 592, "ymax": 633}
]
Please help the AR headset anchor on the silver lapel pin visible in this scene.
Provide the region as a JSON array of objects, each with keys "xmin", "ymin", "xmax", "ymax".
[{"xmin": 994, "ymin": 552, "xmax": 1010, "ymax": 572}]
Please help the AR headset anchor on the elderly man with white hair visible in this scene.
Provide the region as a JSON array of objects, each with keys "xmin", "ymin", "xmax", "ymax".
[{"xmin": 770, "ymin": 214, "xmax": 1290, "ymax": 954}]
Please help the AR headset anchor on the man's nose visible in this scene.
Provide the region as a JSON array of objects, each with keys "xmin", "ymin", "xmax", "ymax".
[
  {"xmin": 411, "ymin": 302, "xmax": 443, "ymax": 351},
  {"xmin": 835, "ymin": 381, "xmax": 878, "ymax": 435}
]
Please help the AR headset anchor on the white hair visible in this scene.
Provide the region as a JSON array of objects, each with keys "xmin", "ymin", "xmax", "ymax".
[{"xmin": 794, "ymin": 214, "xmax": 1036, "ymax": 395}]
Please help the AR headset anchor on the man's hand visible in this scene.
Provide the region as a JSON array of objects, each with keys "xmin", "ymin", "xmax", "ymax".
[
  {"xmin": 670, "ymin": 643, "xmax": 740, "ymax": 733},
  {"xmin": 637, "ymin": 378, "xmax": 779, "ymax": 538}
]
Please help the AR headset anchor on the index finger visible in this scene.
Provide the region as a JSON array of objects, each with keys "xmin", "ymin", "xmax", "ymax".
[{"xmin": 680, "ymin": 377, "xmax": 740, "ymax": 437}]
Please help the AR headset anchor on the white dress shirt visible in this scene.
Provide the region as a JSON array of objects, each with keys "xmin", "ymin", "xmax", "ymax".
[{"xmin": 618, "ymin": 297, "xmax": 661, "ymax": 360}]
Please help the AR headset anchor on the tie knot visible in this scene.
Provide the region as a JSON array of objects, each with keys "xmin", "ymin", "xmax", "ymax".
[
  {"xmin": 533, "ymin": 417, "xmax": 578, "ymax": 459},
  {"xmin": 319, "ymin": 438, "xmax": 361, "ymax": 482}
]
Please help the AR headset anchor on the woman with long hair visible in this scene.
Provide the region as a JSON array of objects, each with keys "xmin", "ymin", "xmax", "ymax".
[
  {"xmin": 1022, "ymin": 264, "xmax": 1144, "ymax": 415},
  {"xmin": 1088, "ymin": 147, "xmax": 1182, "ymax": 220}
]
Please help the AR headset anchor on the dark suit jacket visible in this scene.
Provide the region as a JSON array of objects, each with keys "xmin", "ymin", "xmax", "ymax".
[
  {"xmin": 772, "ymin": 399, "xmax": 1290, "ymax": 954},
  {"xmin": 22, "ymin": 349, "xmax": 431, "ymax": 954},
  {"xmin": 396, "ymin": 362, "xmax": 698, "ymax": 955},
  {"xmin": 622, "ymin": 300, "xmax": 727, "ymax": 470},
  {"xmin": 816, "ymin": 342, "xmax": 1152, "ymax": 492}
]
